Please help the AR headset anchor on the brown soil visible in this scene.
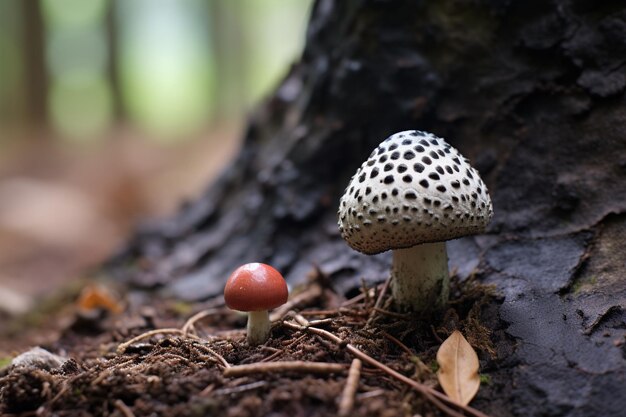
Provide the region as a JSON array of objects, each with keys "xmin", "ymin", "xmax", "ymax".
[{"xmin": 0, "ymin": 272, "xmax": 499, "ymax": 417}]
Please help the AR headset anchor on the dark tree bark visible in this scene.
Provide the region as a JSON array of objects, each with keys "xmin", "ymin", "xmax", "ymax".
[{"xmin": 113, "ymin": 1, "xmax": 626, "ymax": 416}]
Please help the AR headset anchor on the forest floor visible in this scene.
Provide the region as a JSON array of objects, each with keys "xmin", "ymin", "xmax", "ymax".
[
  {"xmin": 0, "ymin": 269, "xmax": 503, "ymax": 417},
  {"xmin": 0, "ymin": 126, "xmax": 240, "ymax": 321}
]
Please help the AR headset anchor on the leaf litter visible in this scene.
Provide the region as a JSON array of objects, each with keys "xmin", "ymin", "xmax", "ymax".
[
  {"xmin": 436, "ymin": 330, "xmax": 480, "ymax": 405},
  {"xmin": 0, "ymin": 270, "xmax": 498, "ymax": 417}
]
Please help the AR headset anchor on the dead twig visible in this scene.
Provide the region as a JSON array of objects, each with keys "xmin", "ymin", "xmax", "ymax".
[
  {"xmin": 338, "ymin": 359, "xmax": 362, "ymax": 417},
  {"xmin": 117, "ymin": 329, "xmax": 197, "ymax": 354},
  {"xmin": 223, "ymin": 361, "xmax": 346, "ymax": 377},
  {"xmin": 261, "ymin": 334, "xmax": 307, "ymax": 362},
  {"xmin": 381, "ymin": 331, "xmax": 414, "ymax": 357},
  {"xmin": 308, "ymin": 318, "xmax": 335, "ymax": 326},
  {"xmin": 341, "ymin": 284, "xmax": 383, "ymax": 307},
  {"xmin": 298, "ymin": 310, "xmax": 341, "ymax": 317},
  {"xmin": 270, "ymin": 284, "xmax": 323, "ymax": 321},
  {"xmin": 114, "ymin": 399, "xmax": 136, "ymax": 417},
  {"xmin": 181, "ymin": 309, "xmax": 220, "ymax": 336},
  {"xmin": 282, "ymin": 321, "xmax": 490, "ymax": 417},
  {"xmin": 357, "ymin": 389, "xmax": 386, "ymax": 400},
  {"xmin": 213, "ymin": 381, "xmax": 267, "ymax": 396},
  {"xmin": 193, "ymin": 342, "xmax": 231, "ymax": 368},
  {"xmin": 366, "ymin": 275, "xmax": 392, "ymax": 326},
  {"xmin": 372, "ymin": 307, "xmax": 410, "ymax": 319}
]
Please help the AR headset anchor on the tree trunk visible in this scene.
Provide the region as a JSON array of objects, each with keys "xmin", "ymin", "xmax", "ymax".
[
  {"xmin": 21, "ymin": 0, "xmax": 48, "ymax": 128},
  {"xmin": 112, "ymin": 1, "xmax": 626, "ymax": 416}
]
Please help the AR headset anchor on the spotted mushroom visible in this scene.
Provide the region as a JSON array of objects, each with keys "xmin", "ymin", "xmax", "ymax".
[
  {"xmin": 337, "ymin": 130, "xmax": 493, "ymax": 313},
  {"xmin": 224, "ymin": 263, "xmax": 288, "ymax": 345}
]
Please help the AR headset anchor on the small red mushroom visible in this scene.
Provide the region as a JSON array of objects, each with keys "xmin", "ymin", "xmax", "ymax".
[{"xmin": 224, "ymin": 263, "xmax": 288, "ymax": 345}]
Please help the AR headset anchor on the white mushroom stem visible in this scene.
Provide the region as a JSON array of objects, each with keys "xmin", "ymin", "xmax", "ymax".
[
  {"xmin": 246, "ymin": 310, "xmax": 271, "ymax": 346},
  {"xmin": 391, "ymin": 242, "xmax": 449, "ymax": 313}
]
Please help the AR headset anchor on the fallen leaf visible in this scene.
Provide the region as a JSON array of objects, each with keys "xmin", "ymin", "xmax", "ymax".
[
  {"xmin": 436, "ymin": 330, "xmax": 480, "ymax": 405},
  {"xmin": 77, "ymin": 284, "xmax": 124, "ymax": 314}
]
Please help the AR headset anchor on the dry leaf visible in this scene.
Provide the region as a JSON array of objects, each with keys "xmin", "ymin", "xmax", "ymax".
[
  {"xmin": 77, "ymin": 284, "xmax": 123, "ymax": 314},
  {"xmin": 436, "ymin": 330, "xmax": 480, "ymax": 405}
]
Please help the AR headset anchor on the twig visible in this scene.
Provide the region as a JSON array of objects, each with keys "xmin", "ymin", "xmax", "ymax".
[
  {"xmin": 366, "ymin": 275, "xmax": 392, "ymax": 326},
  {"xmin": 308, "ymin": 318, "xmax": 335, "ymax": 326},
  {"xmin": 261, "ymin": 334, "xmax": 307, "ymax": 362},
  {"xmin": 213, "ymin": 381, "xmax": 267, "ymax": 396},
  {"xmin": 381, "ymin": 331, "xmax": 414, "ymax": 357},
  {"xmin": 338, "ymin": 359, "xmax": 362, "ymax": 417},
  {"xmin": 341, "ymin": 284, "xmax": 383, "ymax": 307},
  {"xmin": 270, "ymin": 284, "xmax": 323, "ymax": 321},
  {"xmin": 114, "ymin": 399, "xmax": 136, "ymax": 417},
  {"xmin": 372, "ymin": 307, "xmax": 409, "ymax": 319},
  {"xmin": 117, "ymin": 329, "xmax": 195, "ymax": 354},
  {"xmin": 294, "ymin": 313, "xmax": 311, "ymax": 326},
  {"xmin": 91, "ymin": 359, "xmax": 136, "ymax": 386},
  {"xmin": 357, "ymin": 389, "xmax": 386, "ymax": 400},
  {"xmin": 282, "ymin": 321, "xmax": 490, "ymax": 417},
  {"xmin": 181, "ymin": 309, "xmax": 220, "ymax": 335},
  {"xmin": 193, "ymin": 342, "xmax": 231, "ymax": 368},
  {"xmin": 199, "ymin": 383, "xmax": 215, "ymax": 396},
  {"xmin": 223, "ymin": 361, "xmax": 346, "ymax": 377},
  {"xmin": 298, "ymin": 310, "xmax": 340, "ymax": 317},
  {"xmin": 361, "ymin": 278, "xmax": 372, "ymax": 304}
]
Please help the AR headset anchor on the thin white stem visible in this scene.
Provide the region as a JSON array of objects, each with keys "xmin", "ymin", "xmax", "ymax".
[
  {"xmin": 246, "ymin": 310, "xmax": 271, "ymax": 346},
  {"xmin": 391, "ymin": 242, "xmax": 449, "ymax": 313}
]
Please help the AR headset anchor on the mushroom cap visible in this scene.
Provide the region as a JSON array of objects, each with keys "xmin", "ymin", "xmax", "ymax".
[
  {"xmin": 224, "ymin": 263, "xmax": 288, "ymax": 311},
  {"xmin": 338, "ymin": 130, "xmax": 493, "ymax": 255}
]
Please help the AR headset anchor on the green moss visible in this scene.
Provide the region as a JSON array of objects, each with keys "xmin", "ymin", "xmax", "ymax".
[
  {"xmin": 429, "ymin": 360, "xmax": 440, "ymax": 373},
  {"xmin": 169, "ymin": 301, "xmax": 194, "ymax": 316},
  {"xmin": 572, "ymin": 275, "xmax": 598, "ymax": 295},
  {"xmin": 479, "ymin": 374, "xmax": 492, "ymax": 385},
  {"xmin": 0, "ymin": 356, "xmax": 13, "ymax": 369}
]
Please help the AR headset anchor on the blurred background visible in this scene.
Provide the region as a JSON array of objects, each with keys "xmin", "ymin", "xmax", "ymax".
[{"xmin": 0, "ymin": 0, "xmax": 312, "ymax": 318}]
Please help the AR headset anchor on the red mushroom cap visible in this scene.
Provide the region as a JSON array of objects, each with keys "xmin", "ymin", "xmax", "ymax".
[{"xmin": 224, "ymin": 263, "xmax": 288, "ymax": 311}]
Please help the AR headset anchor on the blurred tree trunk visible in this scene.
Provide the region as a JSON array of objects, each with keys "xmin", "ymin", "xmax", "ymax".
[
  {"xmin": 21, "ymin": 0, "xmax": 47, "ymax": 127},
  {"xmin": 208, "ymin": 0, "xmax": 248, "ymax": 121},
  {"xmin": 106, "ymin": 0, "xmax": 124, "ymax": 123},
  {"xmin": 113, "ymin": 1, "xmax": 626, "ymax": 416}
]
